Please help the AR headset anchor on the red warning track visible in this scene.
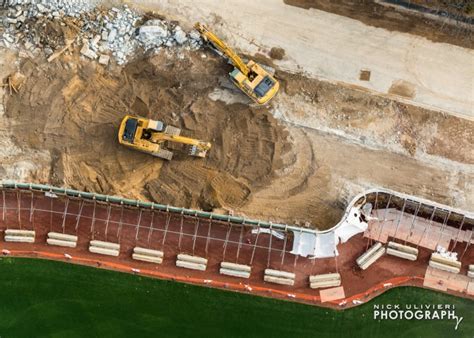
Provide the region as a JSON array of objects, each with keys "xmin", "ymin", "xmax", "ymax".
[{"xmin": 0, "ymin": 188, "xmax": 472, "ymax": 309}]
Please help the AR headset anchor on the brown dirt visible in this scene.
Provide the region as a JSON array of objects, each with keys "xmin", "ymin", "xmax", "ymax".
[
  {"xmin": 4, "ymin": 48, "xmax": 472, "ymax": 230},
  {"xmin": 284, "ymin": 0, "xmax": 473, "ymax": 49},
  {"xmin": 5, "ymin": 50, "xmax": 290, "ymax": 214},
  {"xmin": 269, "ymin": 47, "xmax": 285, "ymax": 60},
  {"xmin": 278, "ymin": 71, "xmax": 474, "ymax": 164},
  {"xmin": 388, "ymin": 79, "xmax": 416, "ymax": 99}
]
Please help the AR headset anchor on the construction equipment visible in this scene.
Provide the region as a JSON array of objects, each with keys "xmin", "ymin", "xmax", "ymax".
[
  {"xmin": 195, "ymin": 22, "xmax": 279, "ymax": 105},
  {"xmin": 118, "ymin": 115, "xmax": 211, "ymax": 160}
]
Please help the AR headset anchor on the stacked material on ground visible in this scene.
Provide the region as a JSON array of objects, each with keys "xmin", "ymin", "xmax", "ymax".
[
  {"xmin": 429, "ymin": 252, "xmax": 461, "ymax": 274},
  {"xmin": 264, "ymin": 269, "xmax": 295, "ymax": 286},
  {"xmin": 89, "ymin": 240, "xmax": 120, "ymax": 257},
  {"xmin": 1, "ymin": 1, "xmax": 202, "ymax": 64},
  {"xmin": 46, "ymin": 232, "xmax": 78, "ymax": 248},
  {"xmin": 309, "ymin": 272, "xmax": 341, "ymax": 289},
  {"xmin": 386, "ymin": 241, "xmax": 418, "ymax": 261},
  {"xmin": 176, "ymin": 254, "xmax": 207, "ymax": 271},
  {"xmin": 132, "ymin": 247, "xmax": 163, "ymax": 264},
  {"xmin": 4, "ymin": 229, "xmax": 35, "ymax": 243},
  {"xmin": 356, "ymin": 242, "xmax": 385, "ymax": 270},
  {"xmin": 219, "ymin": 262, "xmax": 251, "ymax": 279},
  {"xmin": 468, "ymin": 265, "xmax": 474, "ymax": 278}
]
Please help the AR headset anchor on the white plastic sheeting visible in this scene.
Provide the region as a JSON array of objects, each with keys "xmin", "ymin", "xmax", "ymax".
[
  {"xmin": 291, "ymin": 207, "xmax": 368, "ymax": 258},
  {"xmin": 334, "ymin": 207, "xmax": 368, "ymax": 243},
  {"xmin": 251, "ymin": 227, "xmax": 285, "ymax": 240}
]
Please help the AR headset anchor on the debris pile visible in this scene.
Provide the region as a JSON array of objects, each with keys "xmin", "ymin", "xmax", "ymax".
[
  {"xmin": 137, "ymin": 19, "xmax": 201, "ymax": 50},
  {"xmin": 1, "ymin": 0, "xmax": 203, "ymax": 64}
]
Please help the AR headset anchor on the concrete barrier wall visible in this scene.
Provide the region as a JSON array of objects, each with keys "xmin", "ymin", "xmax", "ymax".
[
  {"xmin": 220, "ymin": 262, "xmax": 251, "ymax": 272},
  {"xmin": 177, "ymin": 254, "xmax": 208, "ymax": 265},
  {"xmin": 309, "ymin": 273, "xmax": 340, "ymax": 283},
  {"xmin": 386, "ymin": 247, "xmax": 417, "ymax": 261},
  {"xmin": 132, "ymin": 253, "xmax": 163, "ymax": 264},
  {"xmin": 429, "ymin": 260, "xmax": 460, "ymax": 274},
  {"xmin": 89, "ymin": 240, "xmax": 120, "ymax": 250},
  {"xmin": 431, "ymin": 253, "xmax": 461, "ymax": 268},
  {"xmin": 310, "ymin": 279, "xmax": 341, "ymax": 289},
  {"xmin": 133, "ymin": 247, "xmax": 164, "ymax": 258},
  {"xmin": 5, "ymin": 229, "xmax": 35, "ymax": 237},
  {"xmin": 219, "ymin": 262, "xmax": 252, "ymax": 278},
  {"xmin": 356, "ymin": 242, "xmax": 382, "ymax": 266},
  {"xmin": 89, "ymin": 246, "xmax": 120, "ymax": 257},
  {"xmin": 387, "ymin": 241, "xmax": 418, "ymax": 256},
  {"xmin": 263, "ymin": 275, "xmax": 294, "ymax": 286},
  {"xmin": 264, "ymin": 269, "xmax": 295, "ymax": 280},
  {"xmin": 176, "ymin": 260, "xmax": 207, "ymax": 271},
  {"xmin": 264, "ymin": 269, "xmax": 295, "ymax": 286},
  {"xmin": 48, "ymin": 232, "xmax": 78, "ymax": 242},
  {"xmin": 5, "ymin": 235, "xmax": 35, "ymax": 243},
  {"xmin": 46, "ymin": 238, "xmax": 77, "ymax": 248},
  {"xmin": 219, "ymin": 268, "xmax": 251, "ymax": 279},
  {"xmin": 359, "ymin": 247, "xmax": 386, "ymax": 270}
]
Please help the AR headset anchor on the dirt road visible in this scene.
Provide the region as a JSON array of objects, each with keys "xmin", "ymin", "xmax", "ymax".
[{"xmin": 129, "ymin": 0, "xmax": 474, "ymax": 120}]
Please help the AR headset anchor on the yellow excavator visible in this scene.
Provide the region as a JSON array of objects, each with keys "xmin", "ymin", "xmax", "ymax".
[
  {"xmin": 195, "ymin": 22, "xmax": 279, "ymax": 105},
  {"xmin": 118, "ymin": 115, "xmax": 211, "ymax": 160}
]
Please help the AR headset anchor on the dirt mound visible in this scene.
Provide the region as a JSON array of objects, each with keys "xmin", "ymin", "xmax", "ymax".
[
  {"xmin": 269, "ymin": 47, "xmax": 285, "ymax": 60},
  {"xmin": 5, "ymin": 50, "xmax": 289, "ymax": 213}
]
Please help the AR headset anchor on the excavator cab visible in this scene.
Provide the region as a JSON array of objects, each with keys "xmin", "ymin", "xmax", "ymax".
[
  {"xmin": 195, "ymin": 23, "xmax": 279, "ymax": 105},
  {"xmin": 118, "ymin": 115, "xmax": 211, "ymax": 160}
]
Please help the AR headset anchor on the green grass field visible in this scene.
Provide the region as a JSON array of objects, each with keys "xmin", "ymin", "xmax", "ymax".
[{"xmin": 0, "ymin": 258, "xmax": 471, "ymax": 338}]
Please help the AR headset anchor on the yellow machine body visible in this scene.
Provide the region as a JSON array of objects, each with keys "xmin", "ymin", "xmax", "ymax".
[
  {"xmin": 118, "ymin": 115, "xmax": 211, "ymax": 160},
  {"xmin": 195, "ymin": 23, "xmax": 279, "ymax": 105}
]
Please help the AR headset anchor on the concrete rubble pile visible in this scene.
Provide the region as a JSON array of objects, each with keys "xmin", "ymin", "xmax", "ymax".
[{"xmin": 1, "ymin": 0, "xmax": 203, "ymax": 65}]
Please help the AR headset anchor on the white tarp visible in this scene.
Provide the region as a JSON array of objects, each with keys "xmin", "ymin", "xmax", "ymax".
[
  {"xmin": 334, "ymin": 207, "xmax": 368, "ymax": 243},
  {"xmin": 291, "ymin": 207, "xmax": 368, "ymax": 258},
  {"xmin": 251, "ymin": 227, "xmax": 285, "ymax": 240}
]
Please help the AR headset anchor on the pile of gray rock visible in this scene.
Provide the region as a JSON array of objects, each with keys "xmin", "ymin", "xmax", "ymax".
[
  {"xmin": 1, "ymin": 0, "xmax": 203, "ymax": 65},
  {"xmin": 137, "ymin": 19, "xmax": 202, "ymax": 51}
]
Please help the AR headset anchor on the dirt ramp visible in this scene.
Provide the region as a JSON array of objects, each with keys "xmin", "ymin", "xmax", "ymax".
[{"xmin": 5, "ymin": 50, "xmax": 290, "ymax": 213}]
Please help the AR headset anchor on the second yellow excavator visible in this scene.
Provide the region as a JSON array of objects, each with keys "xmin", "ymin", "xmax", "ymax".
[
  {"xmin": 118, "ymin": 115, "xmax": 211, "ymax": 160},
  {"xmin": 195, "ymin": 22, "xmax": 279, "ymax": 105}
]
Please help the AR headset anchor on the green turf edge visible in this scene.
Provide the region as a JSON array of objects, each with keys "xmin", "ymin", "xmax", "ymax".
[{"xmin": 0, "ymin": 257, "xmax": 471, "ymax": 338}]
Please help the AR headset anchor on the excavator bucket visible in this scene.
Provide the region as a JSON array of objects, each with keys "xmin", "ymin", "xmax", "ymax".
[{"xmin": 189, "ymin": 144, "xmax": 208, "ymax": 158}]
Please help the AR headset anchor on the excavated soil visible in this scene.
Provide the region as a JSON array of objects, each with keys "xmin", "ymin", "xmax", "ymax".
[
  {"xmin": 284, "ymin": 0, "xmax": 473, "ymax": 49},
  {"xmin": 278, "ymin": 71, "xmax": 474, "ymax": 164},
  {"xmin": 5, "ymin": 50, "xmax": 290, "ymax": 214}
]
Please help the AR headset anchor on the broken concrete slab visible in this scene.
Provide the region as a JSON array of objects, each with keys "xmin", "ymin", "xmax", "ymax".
[{"xmin": 98, "ymin": 54, "xmax": 110, "ymax": 65}]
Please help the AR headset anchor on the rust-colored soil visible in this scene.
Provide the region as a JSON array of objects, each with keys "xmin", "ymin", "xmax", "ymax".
[{"xmin": 1, "ymin": 190, "xmax": 472, "ymax": 308}]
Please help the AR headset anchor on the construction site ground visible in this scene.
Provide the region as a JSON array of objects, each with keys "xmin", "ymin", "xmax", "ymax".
[
  {"xmin": 0, "ymin": 1, "xmax": 473, "ymax": 233},
  {"xmin": 131, "ymin": 0, "xmax": 474, "ymax": 119}
]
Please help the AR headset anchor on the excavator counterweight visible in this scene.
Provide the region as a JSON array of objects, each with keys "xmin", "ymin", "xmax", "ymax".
[
  {"xmin": 194, "ymin": 22, "xmax": 279, "ymax": 105},
  {"xmin": 118, "ymin": 115, "xmax": 211, "ymax": 160}
]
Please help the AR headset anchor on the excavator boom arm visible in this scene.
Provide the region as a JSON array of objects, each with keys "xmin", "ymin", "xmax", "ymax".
[
  {"xmin": 194, "ymin": 23, "xmax": 249, "ymax": 76},
  {"xmin": 151, "ymin": 133, "xmax": 210, "ymax": 150}
]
